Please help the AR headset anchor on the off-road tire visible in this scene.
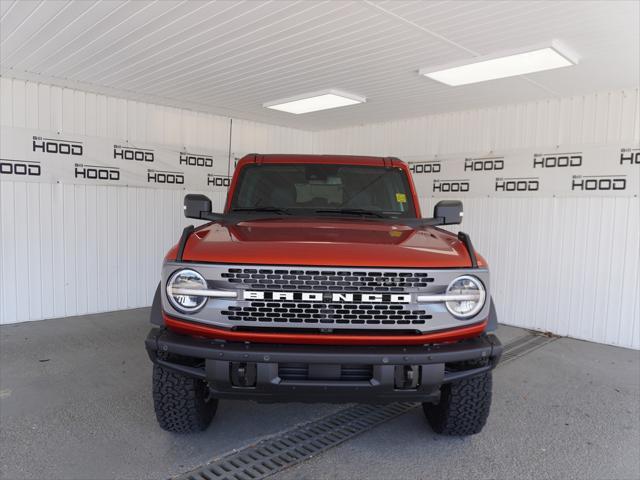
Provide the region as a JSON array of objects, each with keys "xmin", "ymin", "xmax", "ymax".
[
  {"xmin": 152, "ymin": 364, "xmax": 218, "ymax": 433},
  {"xmin": 423, "ymin": 371, "xmax": 492, "ymax": 436}
]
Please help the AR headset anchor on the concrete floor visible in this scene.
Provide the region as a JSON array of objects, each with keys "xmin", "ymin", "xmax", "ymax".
[{"xmin": 0, "ymin": 309, "xmax": 638, "ymax": 480}]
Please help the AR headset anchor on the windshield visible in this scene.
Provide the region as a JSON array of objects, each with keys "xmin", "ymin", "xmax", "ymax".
[{"xmin": 230, "ymin": 163, "xmax": 416, "ymax": 218}]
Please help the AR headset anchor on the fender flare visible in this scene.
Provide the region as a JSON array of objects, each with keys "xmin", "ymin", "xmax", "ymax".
[
  {"xmin": 150, "ymin": 283, "xmax": 163, "ymax": 326},
  {"xmin": 485, "ymin": 296, "xmax": 498, "ymax": 332}
]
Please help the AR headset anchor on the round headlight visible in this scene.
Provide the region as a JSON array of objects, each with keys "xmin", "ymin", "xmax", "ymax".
[
  {"xmin": 166, "ymin": 269, "xmax": 208, "ymax": 313},
  {"xmin": 445, "ymin": 275, "xmax": 486, "ymax": 318}
]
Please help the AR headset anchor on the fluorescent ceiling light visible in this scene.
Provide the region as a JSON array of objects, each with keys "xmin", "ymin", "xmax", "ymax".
[
  {"xmin": 420, "ymin": 41, "xmax": 577, "ymax": 86},
  {"xmin": 263, "ymin": 89, "xmax": 366, "ymax": 114}
]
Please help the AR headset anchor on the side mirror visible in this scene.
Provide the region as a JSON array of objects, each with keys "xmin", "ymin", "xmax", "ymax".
[
  {"xmin": 184, "ymin": 194, "xmax": 212, "ymax": 219},
  {"xmin": 433, "ymin": 200, "xmax": 463, "ymax": 225}
]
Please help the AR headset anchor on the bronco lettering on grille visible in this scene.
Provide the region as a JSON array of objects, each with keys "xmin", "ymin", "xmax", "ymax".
[{"xmin": 243, "ymin": 291, "xmax": 412, "ymax": 303}]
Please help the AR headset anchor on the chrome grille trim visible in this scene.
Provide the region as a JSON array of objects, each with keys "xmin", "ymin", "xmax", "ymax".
[
  {"xmin": 168, "ymin": 287, "xmax": 238, "ymax": 298},
  {"xmin": 417, "ymin": 293, "xmax": 482, "ymax": 302}
]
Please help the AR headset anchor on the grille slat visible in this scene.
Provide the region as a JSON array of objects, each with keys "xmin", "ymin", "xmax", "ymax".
[
  {"xmin": 222, "ymin": 301, "xmax": 431, "ymax": 327},
  {"xmin": 223, "ymin": 268, "xmax": 434, "ymax": 292},
  {"xmin": 278, "ymin": 363, "xmax": 374, "ymax": 382}
]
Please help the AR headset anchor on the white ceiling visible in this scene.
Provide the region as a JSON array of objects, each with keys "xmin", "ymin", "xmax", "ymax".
[{"xmin": 1, "ymin": 0, "xmax": 638, "ymax": 130}]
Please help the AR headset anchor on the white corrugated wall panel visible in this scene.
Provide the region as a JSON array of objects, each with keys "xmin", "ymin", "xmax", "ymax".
[
  {"xmin": 420, "ymin": 196, "xmax": 639, "ymax": 350},
  {"xmin": 0, "ymin": 77, "xmax": 312, "ymax": 325},
  {"xmin": 313, "ymin": 90, "xmax": 640, "ymax": 155},
  {"xmin": 315, "ymin": 89, "xmax": 640, "ymax": 349}
]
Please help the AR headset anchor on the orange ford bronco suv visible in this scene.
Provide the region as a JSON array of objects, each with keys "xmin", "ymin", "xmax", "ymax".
[{"xmin": 145, "ymin": 154, "xmax": 501, "ymax": 435}]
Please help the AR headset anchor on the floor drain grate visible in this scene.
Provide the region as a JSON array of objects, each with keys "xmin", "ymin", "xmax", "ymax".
[
  {"xmin": 175, "ymin": 403, "xmax": 416, "ymax": 480},
  {"xmin": 173, "ymin": 331, "xmax": 556, "ymax": 480},
  {"xmin": 499, "ymin": 333, "xmax": 557, "ymax": 365}
]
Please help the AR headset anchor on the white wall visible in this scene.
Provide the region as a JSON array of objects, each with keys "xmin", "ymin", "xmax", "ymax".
[
  {"xmin": 0, "ymin": 77, "xmax": 312, "ymax": 325},
  {"xmin": 313, "ymin": 89, "xmax": 640, "ymax": 349}
]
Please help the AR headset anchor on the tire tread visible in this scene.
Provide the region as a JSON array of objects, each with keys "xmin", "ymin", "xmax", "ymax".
[
  {"xmin": 423, "ymin": 371, "xmax": 492, "ymax": 436},
  {"xmin": 152, "ymin": 364, "xmax": 217, "ymax": 433}
]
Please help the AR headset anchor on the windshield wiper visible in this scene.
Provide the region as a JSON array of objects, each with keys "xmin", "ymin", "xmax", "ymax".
[
  {"xmin": 230, "ymin": 207, "xmax": 292, "ymax": 215},
  {"xmin": 314, "ymin": 208, "xmax": 387, "ymax": 218}
]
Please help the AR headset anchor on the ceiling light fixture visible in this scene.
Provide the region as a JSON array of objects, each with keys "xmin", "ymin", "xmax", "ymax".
[
  {"xmin": 263, "ymin": 89, "xmax": 366, "ymax": 114},
  {"xmin": 420, "ymin": 41, "xmax": 578, "ymax": 86}
]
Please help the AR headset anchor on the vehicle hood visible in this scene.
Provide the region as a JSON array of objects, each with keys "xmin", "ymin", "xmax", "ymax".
[{"xmin": 174, "ymin": 218, "xmax": 482, "ymax": 268}]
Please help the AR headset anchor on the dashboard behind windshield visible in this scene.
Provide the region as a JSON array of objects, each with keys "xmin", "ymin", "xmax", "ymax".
[{"xmin": 230, "ymin": 163, "xmax": 417, "ymax": 218}]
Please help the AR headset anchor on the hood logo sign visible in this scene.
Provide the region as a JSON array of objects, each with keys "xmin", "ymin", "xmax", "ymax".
[{"xmin": 243, "ymin": 291, "xmax": 411, "ymax": 303}]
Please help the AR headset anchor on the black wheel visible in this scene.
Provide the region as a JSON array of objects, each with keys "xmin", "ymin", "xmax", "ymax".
[
  {"xmin": 423, "ymin": 371, "xmax": 492, "ymax": 436},
  {"xmin": 152, "ymin": 364, "xmax": 218, "ymax": 433}
]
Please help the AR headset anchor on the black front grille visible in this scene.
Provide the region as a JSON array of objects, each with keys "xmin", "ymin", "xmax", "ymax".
[
  {"xmin": 278, "ymin": 363, "xmax": 373, "ymax": 382},
  {"xmin": 222, "ymin": 302, "xmax": 432, "ymax": 326},
  {"xmin": 221, "ymin": 268, "xmax": 434, "ymax": 292}
]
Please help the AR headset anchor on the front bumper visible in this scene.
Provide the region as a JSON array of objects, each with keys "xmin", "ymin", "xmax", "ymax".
[{"xmin": 145, "ymin": 328, "xmax": 502, "ymax": 403}]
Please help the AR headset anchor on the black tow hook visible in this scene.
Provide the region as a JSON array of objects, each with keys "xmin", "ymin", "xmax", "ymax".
[
  {"xmin": 394, "ymin": 365, "xmax": 420, "ymax": 389},
  {"xmin": 230, "ymin": 362, "xmax": 257, "ymax": 387}
]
